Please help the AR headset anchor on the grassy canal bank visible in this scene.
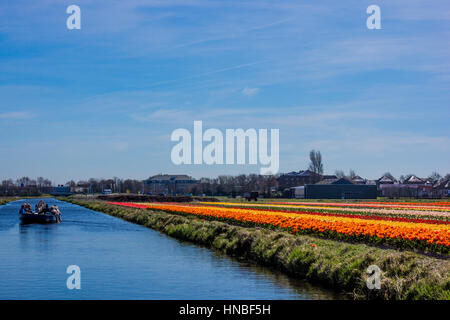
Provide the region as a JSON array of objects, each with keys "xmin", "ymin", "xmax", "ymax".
[
  {"xmin": 63, "ymin": 198, "xmax": 449, "ymax": 300},
  {"xmin": 0, "ymin": 199, "xmax": 12, "ymax": 205},
  {"xmin": 0, "ymin": 195, "xmax": 53, "ymax": 205},
  {"xmin": 0, "ymin": 197, "xmax": 27, "ymax": 205}
]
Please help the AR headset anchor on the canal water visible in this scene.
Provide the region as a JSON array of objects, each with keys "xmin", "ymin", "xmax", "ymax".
[{"xmin": 0, "ymin": 199, "xmax": 343, "ymax": 300}]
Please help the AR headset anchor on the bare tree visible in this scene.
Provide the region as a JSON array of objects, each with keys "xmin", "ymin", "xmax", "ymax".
[
  {"xmin": 383, "ymin": 172, "xmax": 396, "ymax": 182},
  {"xmin": 335, "ymin": 170, "xmax": 345, "ymax": 179},
  {"xmin": 2, "ymin": 179, "xmax": 14, "ymax": 187},
  {"xmin": 428, "ymin": 172, "xmax": 441, "ymax": 182},
  {"xmin": 37, "ymin": 177, "xmax": 44, "ymax": 187},
  {"xmin": 308, "ymin": 150, "xmax": 323, "ymax": 175},
  {"xmin": 348, "ymin": 169, "xmax": 357, "ymax": 180},
  {"xmin": 66, "ymin": 180, "xmax": 76, "ymax": 188}
]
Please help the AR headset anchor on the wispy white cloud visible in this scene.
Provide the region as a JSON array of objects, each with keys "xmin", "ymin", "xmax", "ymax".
[
  {"xmin": 170, "ymin": 18, "xmax": 292, "ymax": 50},
  {"xmin": 241, "ymin": 87, "xmax": 260, "ymax": 96},
  {"xmin": 107, "ymin": 141, "xmax": 129, "ymax": 152},
  {"xmin": 0, "ymin": 111, "xmax": 34, "ymax": 120},
  {"xmin": 128, "ymin": 100, "xmax": 403, "ymax": 127}
]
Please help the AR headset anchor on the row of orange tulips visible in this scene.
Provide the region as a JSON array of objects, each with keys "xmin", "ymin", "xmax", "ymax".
[
  {"xmin": 108, "ymin": 202, "xmax": 450, "ymax": 253},
  {"xmin": 196, "ymin": 203, "xmax": 449, "ymax": 225},
  {"xmin": 200, "ymin": 202, "xmax": 450, "ymax": 219}
]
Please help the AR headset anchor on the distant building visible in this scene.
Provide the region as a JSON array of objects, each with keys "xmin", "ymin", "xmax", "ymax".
[
  {"xmin": 433, "ymin": 179, "xmax": 450, "ymax": 198},
  {"xmin": 278, "ymin": 170, "xmax": 320, "ymax": 189},
  {"xmin": 351, "ymin": 175, "xmax": 367, "ymax": 185},
  {"xmin": 290, "ymin": 186, "xmax": 305, "ymax": 199},
  {"xmin": 304, "ymin": 178, "xmax": 377, "ymax": 199},
  {"xmin": 290, "ymin": 178, "xmax": 376, "ymax": 199},
  {"xmin": 404, "ymin": 175, "xmax": 425, "ymax": 184},
  {"xmin": 50, "ymin": 186, "xmax": 72, "ymax": 196},
  {"xmin": 73, "ymin": 186, "xmax": 88, "ymax": 193},
  {"xmin": 375, "ymin": 174, "xmax": 447, "ymax": 198},
  {"xmin": 144, "ymin": 174, "xmax": 197, "ymax": 195},
  {"xmin": 277, "ymin": 170, "xmax": 336, "ymax": 190},
  {"xmin": 377, "ymin": 175, "xmax": 395, "ymax": 185},
  {"xmin": 379, "ymin": 184, "xmax": 434, "ymax": 198},
  {"xmin": 72, "ymin": 183, "xmax": 90, "ymax": 194},
  {"xmin": 315, "ymin": 177, "xmax": 353, "ymax": 185}
]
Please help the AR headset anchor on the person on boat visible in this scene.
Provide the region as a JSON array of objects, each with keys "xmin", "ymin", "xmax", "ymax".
[
  {"xmin": 24, "ymin": 203, "xmax": 33, "ymax": 214},
  {"xmin": 41, "ymin": 204, "xmax": 50, "ymax": 214},
  {"xmin": 50, "ymin": 205, "xmax": 62, "ymax": 223},
  {"xmin": 35, "ymin": 200, "xmax": 45, "ymax": 213},
  {"xmin": 19, "ymin": 204, "xmax": 26, "ymax": 215}
]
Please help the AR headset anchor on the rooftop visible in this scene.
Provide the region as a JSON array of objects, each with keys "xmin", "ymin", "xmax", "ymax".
[
  {"xmin": 405, "ymin": 175, "xmax": 425, "ymax": 184},
  {"xmin": 315, "ymin": 178, "xmax": 353, "ymax": 185},
  {"xmin": 146, "ymin": 174, "xmax": 195, "ymax": 181},
  {"xmin": 378, "ymin": 175, "xmax": 395, "ymax": 183}
]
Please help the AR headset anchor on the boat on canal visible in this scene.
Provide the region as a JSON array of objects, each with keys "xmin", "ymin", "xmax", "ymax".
[
  {"xmin": 19, "ymin": 212, "xmax": 60, "ymax": 224},
  {"xmin": 18, "ymin": 201, "xmax": 62, "ymax": 224}
]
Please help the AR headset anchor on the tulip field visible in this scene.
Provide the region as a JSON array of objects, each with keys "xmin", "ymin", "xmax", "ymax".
[{"xmin": 108, "ymin": 200, "xmax": 450, "ymax": 254}]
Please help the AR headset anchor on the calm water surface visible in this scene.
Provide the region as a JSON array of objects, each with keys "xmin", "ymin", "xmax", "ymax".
[{"xmin": 0, "ymin": 199, "xmax": 344, "ymax": 300}]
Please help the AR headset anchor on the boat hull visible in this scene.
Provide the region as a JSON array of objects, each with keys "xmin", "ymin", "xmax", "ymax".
[{"xmin": 19, "ymin": 213, "xmax": 60, "ymax": 224}]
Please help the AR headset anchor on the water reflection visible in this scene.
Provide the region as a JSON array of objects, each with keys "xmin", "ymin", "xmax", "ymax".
[
  {"xmin": 233, "ymin": 260, "xmax": 346, "ymax": 300},
  {"xmin": 19, "ymin": 223, "xmax": 57, "ymax": 253}
]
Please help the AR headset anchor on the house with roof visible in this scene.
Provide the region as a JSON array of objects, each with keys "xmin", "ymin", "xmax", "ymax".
[
  {"xmin": 379, "ymin": 174, "xmax": 439, "ymax": 198},
  {"xmin": 72, "ymin": 182, "xmax": 90, "ymax": 194},
  {"xmin": 404, "ymin": 175, "xmax": 425, "ymax": 185},
  {"xmin": 143, "ymin": 174, "xmax": 197, "ymax": 195},
  {"xmin": 351, "ymin": 175, "xmax": 367, "ymax": 185},
  {"xmin": 315, "ymin": 177, "xmax": 353, "ymax": 185},
  {"xmin": 377, "ymin": 174, "xmax": 395, "ymax": 185},
  {"xmin": 433, "ymin": 179, "xmax": 450, "ymax": 198},
  {"xmin": 277, "ymin": 170, "xmax": 323, "ymax": 190}
]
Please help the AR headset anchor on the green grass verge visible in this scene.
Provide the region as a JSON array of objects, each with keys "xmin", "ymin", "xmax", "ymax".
[
  {"xmin": 0, "ymin": 197, "xmax": 23, "ymax": 205},
  {"xmin": 63, "ymin": 198, "xmax": 450, "ymax": 300},
  {"xmin": 0, "ymin": 199, "xmax": 12, "ymax": 205},
  {"xmin": 0, "ymin": 195, "xmax": 53, "ymax": 205}
]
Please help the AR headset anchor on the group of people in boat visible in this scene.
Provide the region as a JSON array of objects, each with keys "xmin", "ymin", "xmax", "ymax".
[
  {"xmin": 19, "ymin": 200, "xmax": 62, "ymax": 222},
  {"xmin": 19, "ymin": 203, "xmax": 33, "ymax": 214}
]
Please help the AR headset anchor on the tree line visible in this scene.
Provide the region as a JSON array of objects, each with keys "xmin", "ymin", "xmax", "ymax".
[
  {"xmin": 1, "ymin": 150, "xmax": 449, "ymax": 196},
  {"xmin": 0, "ymin": 175, "xmax": 280, "ymax": 197}
]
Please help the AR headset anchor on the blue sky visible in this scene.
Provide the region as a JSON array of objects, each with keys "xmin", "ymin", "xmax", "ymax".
[{"xmin": 0, "ymin": 0, "xmax": 449, "ymax": 184}]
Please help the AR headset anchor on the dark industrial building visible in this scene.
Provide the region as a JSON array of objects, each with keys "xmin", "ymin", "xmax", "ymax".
[{"xmin": 305, "ymin": 178, "xmax": 377, "ymax": 199}]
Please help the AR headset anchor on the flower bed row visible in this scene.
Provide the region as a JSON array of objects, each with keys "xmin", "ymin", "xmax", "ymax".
[
  {"xmin": 196, "ymin": 203, "xmax": 448, "ymax": 225},
  {"xmin": 363, "ymin": 201, "xmax": 450, "ymax": 207},
  {"xmin": 269, "ymin": 201, "xmax": 450, "ymax": 211},
  {"xmin": 201, "ymin": 202, "xmax": 450, "ymax": 221},
  {"xmin": 133, "ymin": 201, "xmax": 449, "ymax": 224},
  {"xmin": 108, "ymin": 202, "xmax": 450, "ymax": 254}
]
